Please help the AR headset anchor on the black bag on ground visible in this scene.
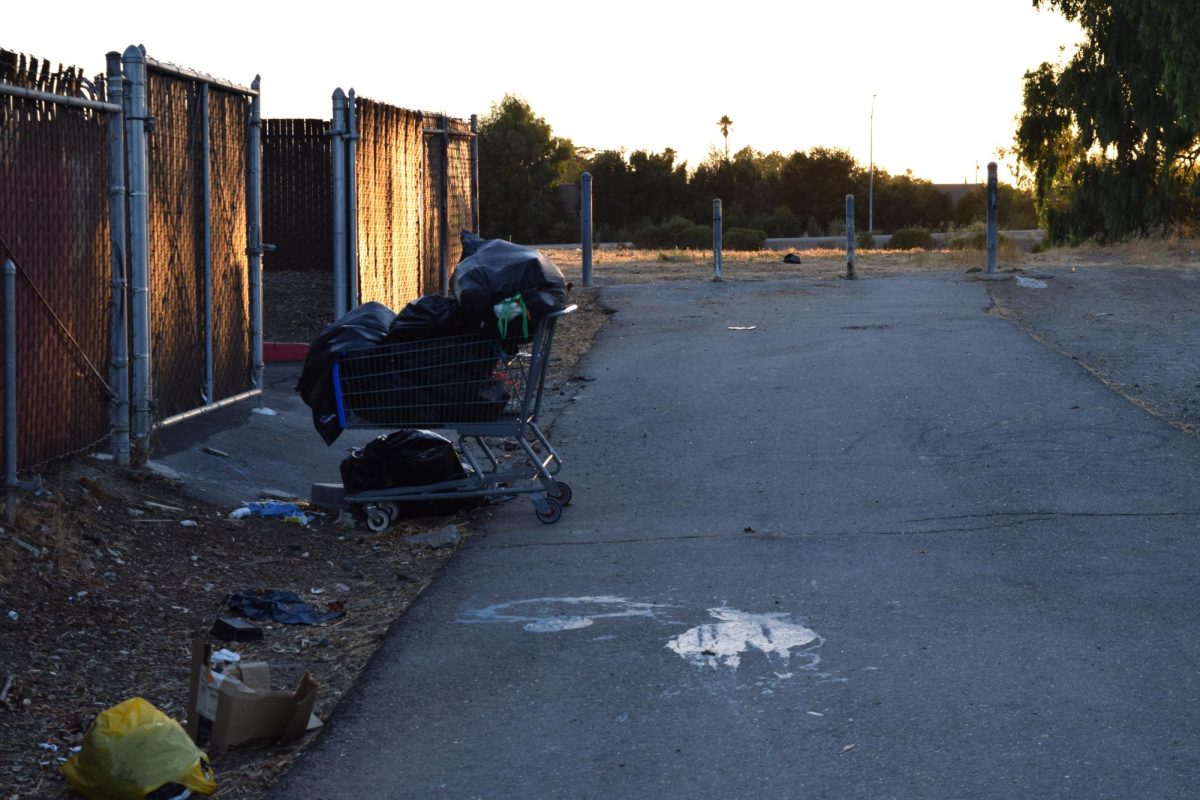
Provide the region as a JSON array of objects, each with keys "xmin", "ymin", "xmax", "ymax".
[
  {"xmin": 297, "ymin": 302, "xmax": 396, "ymax": 445},
  {"xmin": 452, "ymin": 233, "xmax": 568, "ymax": 339},
  {"xmin": 340, "ymin": 430, "xmax": 466, "ymax": 492}
]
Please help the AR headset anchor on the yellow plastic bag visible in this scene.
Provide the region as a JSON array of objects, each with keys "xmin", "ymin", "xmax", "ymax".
[{"xmin": 61, "ymin": 697, "xmax": 216, "ymax": 800}]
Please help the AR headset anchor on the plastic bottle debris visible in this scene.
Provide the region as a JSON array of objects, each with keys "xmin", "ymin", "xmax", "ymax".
[{"xmin": 210, "ymin": 648, "xmax": 241, "ymax": 666}]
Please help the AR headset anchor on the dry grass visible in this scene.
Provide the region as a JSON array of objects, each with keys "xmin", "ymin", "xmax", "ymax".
[{"xmin": 1030, "ymin": 235, "xmax": 1200, "ymax": 269}]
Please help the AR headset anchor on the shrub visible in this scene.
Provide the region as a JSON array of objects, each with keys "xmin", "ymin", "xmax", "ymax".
[
  {"xmin": 632, "ymin": 216, "xmax": 711, "ymax": 249},
  {"xmin": 885, "ymin": 227, "xmax": 933, "ymax": 250},
  {"xmin": 856, "ymin": 230, "xmax": 875, "ymax": 249},
  {"xmin": 723, "ymin": 227, "xmax": 767, "ymax": 250}
]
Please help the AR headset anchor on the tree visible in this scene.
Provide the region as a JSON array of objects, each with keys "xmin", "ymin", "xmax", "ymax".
[
  {"xmin": 477, "ymin": 94, "xmax": 575, "ymax": 243},
  {"xmin": 1015, "ymin": 0, "xmax": 1200, "ymax": 242},
  {"xmin": 717, "ymin": 115, "xmax": 733, "ymax": 160}
]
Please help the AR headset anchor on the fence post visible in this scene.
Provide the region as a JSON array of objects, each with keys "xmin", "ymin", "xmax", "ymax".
[
  {"xmin": 122, "ymin": 45, "xmax": 152, "ymax": 460},
  {"xmin": 248, "ymin": 76, "xmax": 265, "ymax": 392},
  {"xmin": 438, "ymin": 114, "xmax": 451, "ymax": 296},
  {"xmin": 4, "ymin": 259, "xmax": 16, "ymax": 523},
  {"xmin": 712, "ymin": 199, "xmax": 723, "ymax": 282},
  {"xmin": 846, "ymin": 194, "xmax": 856, "ymax": 280},
  {"xmin": 105, "ymin": 52, "xmax": 130, "ymax": 467},
  {"xmin": 581, "ymin": 172, "xmax": 593, "ymax": 288},
  {"xmin": 346, "ymin": 89, "xmax": 359, "ymax": 309},
  {"xmin": 986, "ymin": 161, "xmax": 998, "ymax": 275},
  {"xmin": 201, "ymin": 83, "xmax": 214, "ymax": 404},
  {"xmin": 470, "ymin": 113, "xmax": 480, "ymax": 233},
  {"xmin": 331, "ymin": 89, "xmax": 347, "ymax": 319}
]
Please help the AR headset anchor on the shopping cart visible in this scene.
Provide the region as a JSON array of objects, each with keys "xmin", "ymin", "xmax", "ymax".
[{"xmin": 331, "ymin": 306, "xmax": 576, "ymax": 530}]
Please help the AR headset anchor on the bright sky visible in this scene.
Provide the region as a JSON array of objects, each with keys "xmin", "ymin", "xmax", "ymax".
[{"xmin": 7, "ymin": 0, "xmax": 1080, "ymax": 184}]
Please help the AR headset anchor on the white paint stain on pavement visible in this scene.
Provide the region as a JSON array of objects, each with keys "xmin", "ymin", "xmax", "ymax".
[
  {"xmin": 458, "ymin": 596, "xmax": 670, "ymax": 632},
  {"xmin": 666, "ymin": 607, "xmax": 821, "ymax": 670}
]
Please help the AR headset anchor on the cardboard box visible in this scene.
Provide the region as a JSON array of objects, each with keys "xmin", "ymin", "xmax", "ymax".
[{"xmin": 186, "ymin": 639, "xmax": 322, "ymax": 752}]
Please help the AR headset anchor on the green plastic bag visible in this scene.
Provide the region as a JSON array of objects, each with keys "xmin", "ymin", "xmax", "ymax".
[{"xmin": 61, "ymin": 697, "xmax": 216, "ymax": 800}]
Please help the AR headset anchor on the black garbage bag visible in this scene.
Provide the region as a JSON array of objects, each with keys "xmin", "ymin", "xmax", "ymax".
[
  {"xmin": 452, "ymin": 232, "xmax": 567, "ymax": 340},
  {"xmin": 385, "ymin": 294, "xmax": 469, "ymax": 343},
  {"xmin": 297, "ymin": 302, "xmax": 396, "ymax": 445},
  {"xmin": 339, "ymin": 429, "xmax": 462, "ymax": 488}
]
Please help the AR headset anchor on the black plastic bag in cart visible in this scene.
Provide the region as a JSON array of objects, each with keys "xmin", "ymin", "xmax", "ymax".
[
  {"xmin": 297, "ymin": 301, "xmax": 396, "ymax": 445},
  {"xmin": 453, "ymin": 232, "xmax": 568, "ymax": 340},
  {"xmin": 385, "ymin": 294, "xmax": 469, "ymax": 343},
  {"xmin": 341, "ymin": 430, "xmax": 465, "ymax": 492}
]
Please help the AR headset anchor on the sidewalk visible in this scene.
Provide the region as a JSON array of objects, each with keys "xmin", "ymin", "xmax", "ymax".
[{"xmin": 267, "ymin": 273, "xmax": 1200, "ymax": 799}]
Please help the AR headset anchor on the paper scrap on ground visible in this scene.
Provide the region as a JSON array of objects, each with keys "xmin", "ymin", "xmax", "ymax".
[
  {"xmin": 728, "ymin": 326, "xmax": 758, "ymax": 331},
  {"xmin": 1016, "ymin": 276, "xmax": 1048, "ymax": 289},
  {"xmin": 666, "ymin": 607, "xmax": 821, "ymax": 669}
]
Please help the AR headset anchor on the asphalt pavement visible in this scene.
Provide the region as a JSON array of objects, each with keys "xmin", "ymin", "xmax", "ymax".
[{"xmin": 269, "ymin": 272, "xmax": 1200, "ymax": 799}]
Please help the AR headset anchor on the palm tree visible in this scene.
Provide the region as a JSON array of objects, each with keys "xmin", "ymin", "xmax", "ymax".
[{"xmin": 717, "ymin": 115, "xmax": 733, "ymax": 160}]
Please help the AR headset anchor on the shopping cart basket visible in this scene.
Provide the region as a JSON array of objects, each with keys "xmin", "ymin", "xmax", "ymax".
[{"xmin": 332, "ymin": 306, "xmax": 575, "ymax": 529}]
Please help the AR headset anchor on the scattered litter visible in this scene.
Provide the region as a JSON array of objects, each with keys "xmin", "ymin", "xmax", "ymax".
[
  {"xmin": 127, "ymin": 508, "xmax": 145, "ymax": 517},
  {"xmin": 334, "ymin": 583, "xmax": 351, "ymax": 593},
  {"xmin": 1015, "ymin": 276, "xmax": 1047, "ymax": 289},
  {"xmin": 309, "ymin": 587, "xmax": 325, "ymax": 595},
  {"xmin": 203, "ymin": 447, "xmax": 230, "ymax": 458},
  {"xmin": 211, "ymin": 649, "xmax": 241, "ymax": 666},
  {"xmin": 225, "ymin": 589, "xmax": 345, "ymax": 625},
  {"xmin": 145, "ymin": 501, "xmax": 185, "ymax": 513},
  {"xmin": 783, "ymin": 253, "xmax": 802, "ymax": 264},
  {"xmin": 228, "ymin": 501, "xmax": 313, "ymax": 526},
  {"xmin": 90, "ymin": 452, "xmax": 115, "ymax": 462},
  {"xmin": 6, "ymin": 610, "xmax": 17, "ymax": 621},
  {"xmin": 252, "ymin": 407, "xmax": 280, "ymax": 416},
  {"xmin": 806, "ymin": 711, "xmax": 824, "ymax": 717},
  {"xmin": 840, "ymin": 744, "xmax": 857, "ymax": 754},
  {"xmin": 211, "ymin": 615, "xmax": 264, "ymax": 642},
  {"xmin": 180, "ymin": 520, "xmax": 199, "ymax": 528},
  {"xmin": 728, "ymin": 326, "xmax": 757, "ymax": 331},
  {"xmin": 3, "ymin": 533, "xmax": 42, "ymax": 557},
  {"xmin": 38, "ymin": 742, "xmax": 59, "ymax": 752},
  {"xmin": 407, "ymin": 525, "xmax": 460, "ymax": 549}
]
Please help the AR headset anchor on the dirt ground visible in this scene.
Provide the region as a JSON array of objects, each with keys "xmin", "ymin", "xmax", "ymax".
[{"xmin": 4, "ymin": 238, "xmax": 1200, "ymax": 799}]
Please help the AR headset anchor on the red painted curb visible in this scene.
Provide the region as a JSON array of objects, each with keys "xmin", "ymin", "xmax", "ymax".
[{"xmin": 264, "ymin": 342, "xmax": 310, "ymax": 363}]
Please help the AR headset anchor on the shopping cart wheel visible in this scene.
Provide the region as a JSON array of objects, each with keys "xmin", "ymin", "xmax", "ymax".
[
  {"xmin": 365, "ymin": 507, "xmax": 390, "ymax": 533},
  {"xmin": 534, "ymin": 497, "xmax": 563, "ymax": 524},
  {"xmin": 379, "ymin": 502, "xmax": 400, "ymax": 522},
  {"xmin": 550, "ymin": 481, "xmax": 573, "ymax": 506}
]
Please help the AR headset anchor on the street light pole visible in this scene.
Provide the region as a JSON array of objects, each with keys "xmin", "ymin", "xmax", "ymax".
[{"xmin": 868, "ymin": 93, "xmax": 876, "ymax": 234}]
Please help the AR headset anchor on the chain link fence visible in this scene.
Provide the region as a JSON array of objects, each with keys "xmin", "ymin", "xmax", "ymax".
[
  {"xmin": 0, "ymin": 50, "xmax": 113, "ymax": 469},
  {"xmin": 144, "ymin": 67, "xmax": 254, "ymax": 421},
  {"xmin": 262, "ymin": 119, "xmax": 331, "ymax": 272}
]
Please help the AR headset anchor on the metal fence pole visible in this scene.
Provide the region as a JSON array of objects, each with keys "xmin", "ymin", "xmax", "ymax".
[
  {"xmin": 986, "ymin": 161, "xmax": 999, "ymax": 275},
  {"xmin": 470, "ymin": 114, "xmax": 480, "ymax": 233},
  {"xmin": 346, "ymin": 89, "xmax": 359, "ymax": 309},
  {"xmin": 581, "ymin": 172, "xmax": 593, "ymax": 288},
  {"xmin": 4, "ymin": 259, "xmax": 17, "ymax": 523},
  {"xmin": 248, "ymin": 76, "xmax": 265, "ymax": 391},
  {"xmin": 712, "ymin": 199, "xmax": 723, "ymax": 282},
  {"xmin": 201, "ymin": 83, "xmax": 214, "ymax": 405},
  {"xmin": 123, "ymin": 45, "xmax": 152, "ymax": 459},
  {"xmin": 438, "ymin": 114, "xmax": 450, "ymax": 296},
  {"xmin": 105, "ymin": 52, "xmax": 130, "ymax": 467},
  {"xmin": 846, "ymin": 194, "xmax": 856, "ymax": 280},
  {"xmin": 331, "ymin": 89, "xmax": 347, "ymax": 319}
]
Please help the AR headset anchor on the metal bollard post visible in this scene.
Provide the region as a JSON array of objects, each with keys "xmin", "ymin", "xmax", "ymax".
[
  {"xmin": 4, "ymin": 259, "xmax": 16, "ymax": 524},
  {"xmin": 712, "ymin": 199, "xmax": 723, "ymax": 282},
  {"xmin": 845, "ymin": 194, "xmax": 856, "ymax": 280},
  {"xmin": 986, "ymin": 162, "xmax": 998, "ymax": 275},
  {"xmin": 581, "ymin": 172, "xmax": 593, "ymax": 288},
  {"xmin": 123, "ymin": 45, "xmax": 152, "ymax": 458}
]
